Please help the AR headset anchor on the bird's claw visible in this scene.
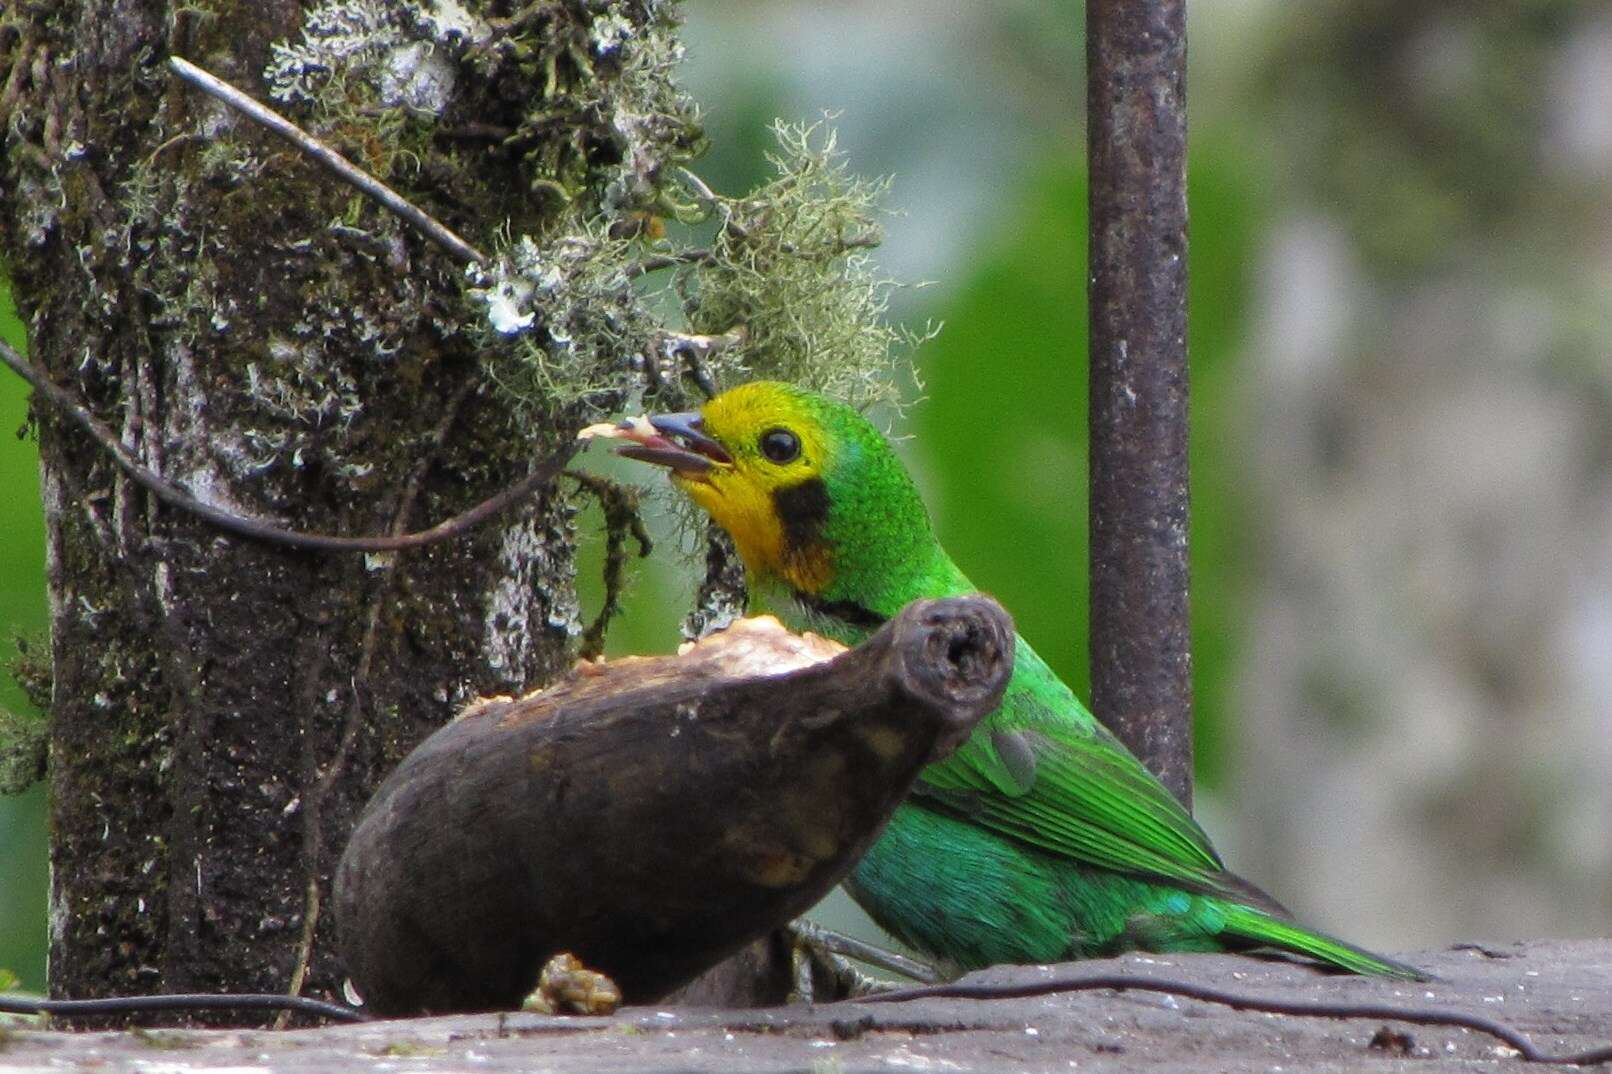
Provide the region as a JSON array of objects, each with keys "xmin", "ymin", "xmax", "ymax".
[{"xmin": 784, "ymin": 920, "xmax": 941, "ymax": 1004}]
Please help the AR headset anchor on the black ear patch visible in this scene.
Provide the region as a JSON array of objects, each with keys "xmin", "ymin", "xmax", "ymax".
[
  {"xmin": 798, "ymin": 594, "xmax": 887, "ymax": 631},
  {"xmin": 772, "ymin": 478, "xmax": 830, "ymax": 553}
]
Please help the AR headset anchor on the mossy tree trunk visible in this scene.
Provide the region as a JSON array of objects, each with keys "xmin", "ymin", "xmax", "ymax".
[{"xmin": 0, "ymin": 0, "xmax": 696, "ymax": 1022}]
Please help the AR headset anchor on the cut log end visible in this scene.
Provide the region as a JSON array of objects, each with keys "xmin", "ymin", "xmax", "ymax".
[{"xmin": 888, "ymin": 596, "xmax": 1015, "ymax": 754}]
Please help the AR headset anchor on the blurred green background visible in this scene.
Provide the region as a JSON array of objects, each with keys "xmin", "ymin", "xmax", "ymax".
[
  {"xmin": 7, "ymin": 0, "xmax": 1612, "ymax": 992},
  {"xmin": 1, "ymin": 284, "xmax": 49, "ymax": 991}
]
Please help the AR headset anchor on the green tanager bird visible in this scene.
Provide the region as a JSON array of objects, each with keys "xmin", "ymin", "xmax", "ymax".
[{"xmin": 604, "ymin": 380, "xmax": 1420, "ymax": 979}]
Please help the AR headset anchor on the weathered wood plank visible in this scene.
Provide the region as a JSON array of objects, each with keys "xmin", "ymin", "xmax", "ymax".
[{"xmin": 5, "ymin": 941, "xmax": 1608, "ymax": 1072}]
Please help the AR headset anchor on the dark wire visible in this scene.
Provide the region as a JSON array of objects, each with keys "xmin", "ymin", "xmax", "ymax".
[
  {"xmin": 0, "ymin": 992, "xmax": 369, "ymax": 1023},
  {"xmin": 858, "ymin": 974, "xmax": 1612, "ymax": 1066},
  {"xmin": 0, "ymin": 337, "xmax": 580, "ymax": 555}
]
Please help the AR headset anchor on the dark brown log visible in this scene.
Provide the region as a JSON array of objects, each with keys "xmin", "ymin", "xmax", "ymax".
[
  {"xmin": 334, "ymin": 597, "xmax": 1015, "ymax": 1016},
  {"xmin": 659, "ymin": 933, "xmax": 797, "ymax": 1008}
]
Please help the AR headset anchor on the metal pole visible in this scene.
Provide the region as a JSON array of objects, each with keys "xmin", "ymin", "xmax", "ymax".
[{"xmin": 1086, "ymin": 0, "xmax": 1193, "ymax": 806}]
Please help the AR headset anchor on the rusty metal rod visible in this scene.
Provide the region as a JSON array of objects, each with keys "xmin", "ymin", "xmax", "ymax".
[{"xmin": 1086, "ymin": 0, "xmax": 1193, "ymax": 806}]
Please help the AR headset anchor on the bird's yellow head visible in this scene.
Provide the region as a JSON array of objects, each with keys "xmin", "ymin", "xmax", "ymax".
[{"xmin": 606, "ymin": 381, "xmax": 943, "ymax": 617}]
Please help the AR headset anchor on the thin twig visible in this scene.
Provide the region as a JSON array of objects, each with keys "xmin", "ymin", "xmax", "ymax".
[
  {"xmin": 278, "ymin": 636, "xmax": 335, "ymax": 1031},
  {"xmin": 1, "ymin": 338, "xmax": 576, "ymax": 552},
  {"xmin": 567, "ymin": 471, "xmax": 652, "ymax": 660},
  {"xmin": 626, "ymin": 229, "xmax": 882, "ymax": 280},
  {"xmin": 278, "ymin": 378, "xmax": 482, "ymax": 1026},
  {"xmin": 676, "ymin": 166, "xmax": 720, "ymax": 209},
  {"xmin": 857, "ymin": 972, "xmax": 1612, "ymax": 1066},
  {"xmin": 626, "ymin": 247, "xmax": 718, "ymax": 278},
  {"xmin": 166, "ymin": 56, "xmax": 486, "ymax": 265}
]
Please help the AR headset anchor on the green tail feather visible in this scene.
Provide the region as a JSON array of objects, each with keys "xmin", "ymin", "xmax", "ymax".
[{"xmin": 1220, "ymin": 905, "xmax": 1427, "ymax": 980}]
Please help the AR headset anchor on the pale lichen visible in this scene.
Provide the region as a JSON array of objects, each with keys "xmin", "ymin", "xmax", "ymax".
[
  {"xmin": 248, "ymin": 337, "xmax": 365, "ymax": 431},
  {"xmin": 265, "ymin": 0, "xmax": 483, "ymax": 116},
  {"xmin": 471, "ymin": 117, "xmax": 920, "ymax": 422},
  {"xmin": 2, "ymin": 626, "xmax": 52, "ymax": 798},
  {"xmin": 481, "ymin": 499, "xmax": 581, "ymax": 691},
  {"xmin": 14, "ymin": 166, "xmax": 65, "ymax": 248},
  {"xmin": 467, "ymin": 225, "xmax": 652, "ymax": 414},
  {"xmin": 255, "ymin": 4, "xmax": 917, "ymax": 642},
  {"xmin": 589, "ymin": 6, "xmax": 635, "ymax": 60},
  {"xmin": 377, "ymin": 42, "xmax": 459, "ymax": 116},
  {"xmin": 465, "ymin": 0, "xmax": 703, "ymax": 221},
  {"xmin": 677, "ymin": 118, "xmax": 926, "ymax": 415},
  {"xmin": 401, "ymin": 0, "xmax": 491, "ymax": 51}
]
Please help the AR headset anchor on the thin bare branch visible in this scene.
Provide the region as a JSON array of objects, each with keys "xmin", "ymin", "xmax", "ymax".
[
  {"xmin": 624, "ymin": 229, "xmax": 882, "ymax": 280},
  {"xmin": 166, "ymin": 56, "xmax": 487, "ymax": 265},
  {"xmin": 279, "ymin": 377, "xmax": 482, "ymax": 1025},
  {"xmin": 626, "ymin": 247, "xmax": 719, "ymax": 278}
]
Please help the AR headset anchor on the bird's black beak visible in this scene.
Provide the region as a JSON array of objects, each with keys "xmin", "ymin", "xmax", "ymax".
[{"xmin": 614, "ymin": 412, "xmax": 734, "ymax": 474}]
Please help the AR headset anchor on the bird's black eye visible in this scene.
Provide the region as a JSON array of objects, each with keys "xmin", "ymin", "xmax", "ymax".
[{"xmin": 759, "ymin": 428, "xmax": 801, "ymax": 464}]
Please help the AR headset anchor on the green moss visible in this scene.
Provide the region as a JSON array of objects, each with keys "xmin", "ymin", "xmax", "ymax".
[
  {"xmin": 263, "ymin": 0, "xmax": 703, "ymax": 224},
  {"xmin": 255, "ymin": 1, "xmax": 915, "ymax": 451},
  {"xmin": 475, "ymin": 119, "xmax": 921, "ymax": 422},
  {"xmin": 469, "ymin": 1, "xmax": 705, "ymax": 215},
  {"xmin": 677, "ymin": 118, "xmax": 924, "ymax": 414},
  {"xmin": 6, "ymin": 632, "xmax": 50, "ymax": 715},
  {"xmin": 0, "ymin": 706, "xmax": 46, "ymax": 798}
]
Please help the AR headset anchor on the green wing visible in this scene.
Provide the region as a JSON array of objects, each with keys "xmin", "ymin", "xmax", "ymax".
[{"xmin": 912, "ymin": 634, "xmax": 1242, "ymax": 899}]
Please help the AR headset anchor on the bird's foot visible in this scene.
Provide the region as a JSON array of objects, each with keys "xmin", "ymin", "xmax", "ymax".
[
  {"xmin": 521, "ymin": 952, "xmax": 622, "ymax": 1016},
  {"xmin": 785, "ymin": 920, "xmax": 943, "ymax": 1004}
]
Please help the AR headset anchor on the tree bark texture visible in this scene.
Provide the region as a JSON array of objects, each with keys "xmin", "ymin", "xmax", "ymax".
[
  {"xmin": 1086, "ymin": 0, "xmax": 1194, "ymax": 808},
  {"xmin": 0, "ymin": 0, "xmax": 692, "ymax": 1023}
]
